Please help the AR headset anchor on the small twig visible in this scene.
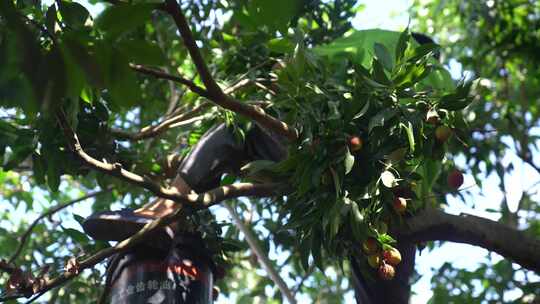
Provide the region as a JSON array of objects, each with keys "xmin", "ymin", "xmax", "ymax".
[
  {"xmin": 224, "ymin": 78, "xmax": 251, "ymax": 95},
  {"xmin": 110, "ymin": 103, "xmax": 211, "ymax": 141},
  {"xmin": 130, "ymin": 63, "xmax": 210, "ymax": 98},
  {"xmin": 293, "ymin": 265, "xmax": 315, "ymax": 293},
  {"xmin": 522, "ymin": 156, "xmax": 540, "ymax": 175},
  {"xmin": 223, "ymin": 203, "xmax": 297, "ymax": 304},
  {"xmin": 23, "ymin": 290, "xmax": 47, "ymax": 304},
  {"xmin": 422, "ymin": 183, "xmax": 479, "ymax": 201},
  {"xmin": 8, "ymin": 189, "xmax": 112, "ymax": 264}
]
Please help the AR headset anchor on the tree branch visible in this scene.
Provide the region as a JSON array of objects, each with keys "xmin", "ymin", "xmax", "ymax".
[
  {"xmin": 8, "ymin": 189, "xmax": 112, "ymax": 265},
  {"xmin": 131, "ymin": 63, "xmax": 257, "ymax": 97},
  {"xmin": 162, "ymin": 0, "xmax": 221, "ymax": 96},
  {"xmin": 162, "ymin": 0, "xmax": 298, "ymax": 141},
  {"xmin": 223, "ymin": 203, "xmax": 297, "ymax": 304},
  {"xmin": 110, "ymin": 102, "xmax": 211, "ymax": 141},
  {"xmin": 129, "ymin": 63, "xmax": 211, "ymax": 98},
  {"xmin": 399, "ymin": 208, "xmax": 540, "ymax": 272},
  {"xmin": 57, "ymin": 111, "xmax": 286, "ymax": 210}
]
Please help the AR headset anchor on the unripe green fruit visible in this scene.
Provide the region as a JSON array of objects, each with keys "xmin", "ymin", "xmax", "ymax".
[
  {"xmin": 435, "ymin": 125, "xmax": 452, "ymax": 142},
  {"xmin": 367, "ymin": 254, "xmax": 381, "ymax": 269}
]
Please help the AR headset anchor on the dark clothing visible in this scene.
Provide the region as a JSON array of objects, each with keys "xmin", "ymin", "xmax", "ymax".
[
  {"xmin": 105, "ymin": 125, "xmax": 286, "ymax": 303},
  {"xmin": 108, "ymin": 236, "xmax": 213, "ymax": 304},
  {"xmin": 177, "ymin": 124, "xmax": 287, "ymax": 192}
]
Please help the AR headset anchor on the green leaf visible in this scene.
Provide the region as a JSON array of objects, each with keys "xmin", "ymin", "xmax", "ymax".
[
  {"xmin": 395, "ymin": 28, "xmax": 410, "ymax": 62},
  {"xmin": 344, "ymin": 149, "xmax": 355, "ymax": 175},
  {"xmin": 268, "ymin": 38, "xmax": 294, "ymax": 54},
  {"xmin": 116, "ymin": 39, "xmax": 167, "ymax": 66},
  {"xmin": 247, "ymin": 0, "xmax": 301, "ymax": 33},
  {"xmin": 47, "ymin": 156, "xmax": 61, "ymax": 192},
  {"xmin": 374, "ymin": 43, "xmax": 393, "ymax": 71},
  {"xmin": 402, "ymin": 121, "xmax": 415, "ymax": 153},
  {"xmin": 45, "ymin": 4, "xmax": 57, "ymax": 35},
  {"xmin": 378, "ymin": 233, "xmax": 396, "ymax": 245},
  {"xmin": 60, "ymin": 41, "xmax": 86, "ymax": 103},
  {"xmin": 394, "ymin": 62, "xmax": 430, "ymax": 88},
  {"xmin": 311, "ymin": 229, "xmax": 324, "ymax": 270},
  {"xmin": 368, "ymin": 108, "xmax": 398, "ymax": 133},
  {"xmin": 352, "ymin": 98, "xmax": 370, "ymax": 120},
  {"xmin": 73, "ymin": 214, "xmax": 86, "ymax": 228},
  {"xmin": 58, "ymin": 1, "xmax": 90, "ymax": 28},
  {"xmin": 407, "ymin": 43, "xmax": 440, "ymax": 62},
  {"xmin": 32, "ymin": 153, "xmax": 46, "ymax": 185},
  {"xmin": 96, "ymin": 3, "xmax": 157, "ymax": 39},
  {"xmin": 314, "ymin": 29, "xmax": 403, "ymax": 68},
  {"xmin": 221, "ymin": 239, "xmax": 248, "ymax": 252},
  {"xmin": 330, "ymin": 168, "xmax": 341, "ymax": 197},
  {"xmin": 438, "ymin": 81, "xmax": 474, "ymax": 110},
  {"xmin": 372, "ymin": 58, "xmax": 391, "ymax": 85},
  {"xmin": 299, "ymin": 233, "xmax": 311, "ymax": 271},
  {"xmin": 63, "ymin": 228, "xmax": 89, "ymax": 243},
  {"xmin": 107, "ymin": 49, "xmax": 141, "ymax": 108}
]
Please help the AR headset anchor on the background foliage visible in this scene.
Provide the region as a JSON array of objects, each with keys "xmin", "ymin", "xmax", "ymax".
[{"xmin": 412, "ymin": 0, "xmax": 540, "ymax": 303}]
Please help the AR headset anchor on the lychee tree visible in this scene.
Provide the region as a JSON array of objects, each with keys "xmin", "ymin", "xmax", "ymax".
[{"xmin": 0, "ymin": 0, "xmax": 538, "ymax": 303}]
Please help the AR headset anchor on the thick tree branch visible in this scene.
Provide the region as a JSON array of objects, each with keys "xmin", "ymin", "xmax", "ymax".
[
  {"xmin": 57, "ymin": 111, "xmax": 285, "ymax": 210},
  {"xmin": 8, "ymin": 189, "xmax": 112, "ymax": 265},
  {"xmin": 110, "ymin": 102, "xmax": 211, "ymax": 141},
  {"xmin": 162, "ymin": 0, "xmax": 298, "ymax": 141},
  {"xmin": 399, "ymin": 208, "xmax": 540, "ymax": 272},
  {"xmin": 162, "ymin": 0, "xmax": 221, "ymax": 96}
]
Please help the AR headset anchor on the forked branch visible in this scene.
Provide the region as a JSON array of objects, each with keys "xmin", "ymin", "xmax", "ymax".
[{"xmin": 162, "ymin": 0, "xmax": 298, "ymax": 141}]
